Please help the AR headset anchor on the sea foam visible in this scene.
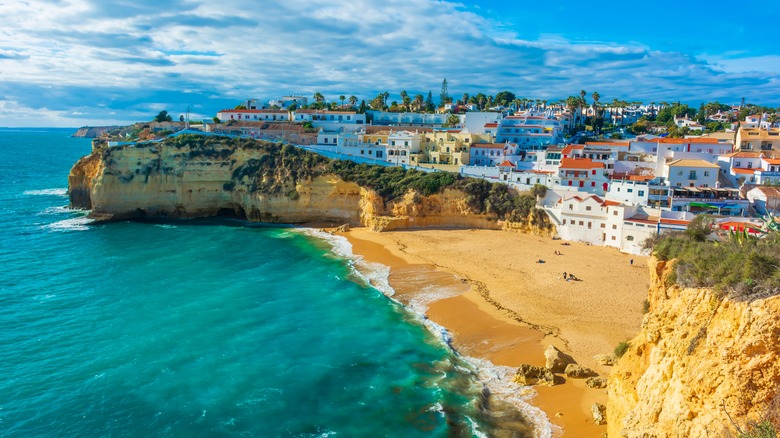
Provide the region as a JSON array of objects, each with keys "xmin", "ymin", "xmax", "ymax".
[
  {"xmin": 299, "ymin": 227, "xmax": 556, "ymax": 438},
  {"xmin": 24, "ymin": 188, "xmax": 67, "ymax": 197}
]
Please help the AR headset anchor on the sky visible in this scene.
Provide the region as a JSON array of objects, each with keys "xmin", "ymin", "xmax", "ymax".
[{"xmin": 0, "ymin": 0, "xmax": 778, "ymax": 127}]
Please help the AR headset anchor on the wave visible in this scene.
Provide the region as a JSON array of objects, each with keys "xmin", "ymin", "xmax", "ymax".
[
  {"xmin": 39, "ymin": 206, "xmax": 72, "ymax": 215},
  {"xmin": 297, "ymin": 227, "xmax": 555, "ymax": 438},
  {"xmin": 24, "ymin": 188, "xmax": 68, "ymax": 197},
  {"xmin": 44, "ymin": 216, "xmax": 94, "ymax": 232}
]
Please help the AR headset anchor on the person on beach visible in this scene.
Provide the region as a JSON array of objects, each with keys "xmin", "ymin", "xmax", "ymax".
[
  {"xmin": 563, "ymin": 272, "xmax": 567, "ymax": 280},
  {"xmin": 630, "ymin": 259, "xmax": 634, "ymax": 267}
]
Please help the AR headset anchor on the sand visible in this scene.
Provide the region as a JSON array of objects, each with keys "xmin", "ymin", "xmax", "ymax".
[{"xmin": 342, "ymin": 227, "xmax": 649, "ymax": 437}]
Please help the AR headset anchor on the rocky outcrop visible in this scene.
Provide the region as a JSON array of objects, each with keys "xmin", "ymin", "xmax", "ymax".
[
  {"xmin": 564, "ymin": 364, "xmax": 597, "ymax": 379},
  {"xmin": 592, "ymin": 403, "xmax": 607, "ymax": 426},
  {"xmin": 607, "ymin": 257, "xmax": 780, "ymax": 437},
  {"xmin": 544, "ymin": 345, "xmax": 576, "ymax": 373},
  {"xmin": 68, "ymin": 136, "xmax": 554, "ymax": 235},
  {"xmin": 514, "ymin": 364, "xmax": 561, "ymax": 387}
]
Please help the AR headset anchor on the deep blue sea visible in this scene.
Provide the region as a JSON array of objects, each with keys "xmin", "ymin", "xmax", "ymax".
[{"xmin": 0, "ymin": 128, "xmax": 546, "ymax": 437}]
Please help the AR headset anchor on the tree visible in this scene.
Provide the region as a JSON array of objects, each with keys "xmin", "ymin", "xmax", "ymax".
[
  {"xmin": 445, "ymin": 114, "xmax": 460, "ymax": 127},
  {"xmin": 358, "ymin": 100, "xmax": 367, "ymax": 114},
  {"xmin": 179, "ymin": 115, "xmax": 185, "ymax": 122},
  {"xmin": 234, "ymin": 104, "xmax": 247, "ymax": 110},
  {"xmin": 495, "ymin": 91, "xmax": 516, "ymax": 108},
  {"xmin": 313, "ymin": 92, "xmax": 325, "ymax": 103},
  {"xmin": 462, "ymin": 93, "xmax": 469, "ymax": 106},
  {"xmin": 425, "ymin": 91, "xmax": 435, "ymax": 112},
  {"xmin": 349, "ymin": 95, "xmax": 358, "ymax": 107},
  {"xmin": 339, "ymin": 95, "xmax": 346, "ymax": 108},
  {"xmin": 439, "ymin": 78, "xmax": 450, "ymax": 107},
  {"xmin": 414, "ymin": 94, "xmax": 424, "ymax": 112},
  {"xmin": 287, "ymin": 103, "xmax": 298, "ymax": 111},
  {"xmin": 400, "ymin": 90, "xmax": 410, "ymax": 111},
  {"xmin": 212, "ymin": 116, "xmax": 220, "ymax": 124},
  {"xmin": 154, "ymin": 110, "xmax": 173, "ymax": 123}
]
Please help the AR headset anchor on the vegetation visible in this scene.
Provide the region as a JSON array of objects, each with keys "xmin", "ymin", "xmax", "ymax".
[
  {"xmin": 648, "ymin": 216, "xmax": 780, "ymax": 300},
  {"xmin": 148, "ymin": 135, "xmax": 551, "ymax": 227},
  {"xmin": 154, "ymin": 110, "xmax": 173, "ymax": 123},
  {"xmin": 614, "ymin": 341, "xmax": 630, "ymax": 358}
]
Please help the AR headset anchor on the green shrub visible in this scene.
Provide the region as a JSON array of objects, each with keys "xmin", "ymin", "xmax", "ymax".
[
  {"xmin": 737, "ymin": 420, "xmax": 777, "ymax": 438},
  {"xmin": 614, "ymin": 341, "xmax": 630, "ymax": 358}
]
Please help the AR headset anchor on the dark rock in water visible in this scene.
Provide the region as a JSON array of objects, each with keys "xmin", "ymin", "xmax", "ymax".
[
  {"xmin": 544, "ymin": 345, "xmax": 576, "ymax": 373},
  {"xmin": 514, "ymin": 364, "xmax": 562, "ymax": 386},
  {"xmin": 592, "ymin": 403, "xmax": 607, "ymax": 425},
  {"xmin": 564, "ymin": 364, "xmax": 598, "ymax": 379},
  {"xmin": 586, "ymin": 377, "xmax": 608, "ymax": 389}
]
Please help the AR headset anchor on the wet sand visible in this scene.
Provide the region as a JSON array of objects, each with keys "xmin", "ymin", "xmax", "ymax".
[{"xmin": 342, "ymin": 227, "xmax": 649, "ymax": 437}]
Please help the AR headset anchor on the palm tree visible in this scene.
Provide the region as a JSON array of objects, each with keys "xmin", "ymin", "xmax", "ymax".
[
  {"xmin": 414, "ymin": 94, "xmax": 424, "ymax": 112},
  {"xmin": 313, "ymin": 92, "xmax": 325, "ymax": 104},
  {"xmin": 339, "ymin": 95, "xmax": 346, "ymax": 108},
  {"xmin": 400, "ymin": 90, "xmax": 410, "ymax": 112},
  {"xmin": 349, "ymin": 95, "xmax": 358, "ymax": 107},
  {"xmin": 591, "ymin": 92, "xmax": 601, "ymax": 133},
  {"xmin": 462, "ymin": 93, "xmax": 469, "ymax": 106},
  {"xmin": 383, "ymin": 92, "xmax": 390, "ymax": 106}
]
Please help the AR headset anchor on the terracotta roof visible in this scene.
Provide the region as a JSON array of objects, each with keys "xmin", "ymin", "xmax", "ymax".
[
  {"xmin": 721, "ymin": 152, "xmax": 762, "ymax": 158},
  {"xmin": 560, "ymin": 157, "xmax": 606, "ymax": 169},
  {"xmin": 561, "ymin": 145, "xmax": 584, "ymax": 155},
  {"xmin": 732, "ymin": 168, "xmax": 757, "ymax": 175},
  {"xmin": 498, "ymin": 160, "xmax": 515, "ymax": 167},
  {"xmin": 484, "ymin": 123, "xmax": 499, "ymax": 127},
  {"xmin": 763, "ymin": 158, "xmax": 780, "ymax": 165},
  {"xmin": 660, "ymin": 218, "xmax": 691, "ymax": 226},
  {"xmin": 584, "ymin": 142, "xmax": 630, "ymax": 147},
  {"xmin": 603, "ymin": 200, "xmax": 621, "ymax": 207},
  {"xmin": 751, "ymin": 186, "xmax": 780, "ymax": 198},
  {"xmin": 667, "ymin": 159, "xmax": 720, "ymax": 168}
]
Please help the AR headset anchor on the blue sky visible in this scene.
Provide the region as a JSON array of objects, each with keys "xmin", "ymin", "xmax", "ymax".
[{"xmin": 0, "ymin": 0, "xmax": 778, "ymax": 127}]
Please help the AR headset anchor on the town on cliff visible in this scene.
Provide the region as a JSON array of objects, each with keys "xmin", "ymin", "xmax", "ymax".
[{"xmin": 76, "ymin": 87, "xmax": 780, "ymax": 257}]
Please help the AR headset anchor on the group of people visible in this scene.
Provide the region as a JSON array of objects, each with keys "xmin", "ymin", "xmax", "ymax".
[{"xmin": 562, "ymin": 272, "xmax": 579, "ymax": 281}]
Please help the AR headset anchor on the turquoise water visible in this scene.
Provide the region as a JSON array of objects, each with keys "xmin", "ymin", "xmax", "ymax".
[{"xmin": 0, "ymin": 129, "xmax": 540, "ymax": 437}]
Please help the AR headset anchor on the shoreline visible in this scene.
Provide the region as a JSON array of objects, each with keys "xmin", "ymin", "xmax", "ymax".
[{"xmin": 335, "ymin": 227, "xmax": 650, "ymax": 437}]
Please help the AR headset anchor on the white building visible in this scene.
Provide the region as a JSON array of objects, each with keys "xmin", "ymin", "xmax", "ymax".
[
  {"xmin": 217, "ymin": 109, "xmax": 290, "ymax": 122},
  {"xmin": 663, "ymin": 159, "xmax": 720, "ymax": 188},
  {"xmin": 268, "ymin": 95, "xmax": 309, "ymax": 108},
  {"xmin": 386, "ymin": 130, "xmax": 423, "ymax": 165},
  {"xmin": 495, "ymin": 113, "xmax": 563, "ymax": 150},
  {"xmin": 369, "ymin": 111, "xmax": 451, "ymax": 127},
  {"xmin": 747, "ymin": 186, "xmax": 780, "ymax": 215}
]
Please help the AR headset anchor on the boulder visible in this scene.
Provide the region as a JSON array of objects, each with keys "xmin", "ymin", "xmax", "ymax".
[
  {"xmin": 592, "ymin": 403, "xmax": 607, "ymax": 425},
  {"xmin": 544, "ymin": 345, "xmax": 576, "ymax": 373},
  {"xmin": 593, "ymin": 354, "xmax": 616, "ymax": 366},
  {"xmin": 514, "ymin": 364, "xmax": 562, "ymax": 387},
  {"xmin": 586, "ymin": 377, "xmax": 608, "ymax": 389},
  {"xmin": 564, "ymin": 364, "xmax": 598, "ymax": 379}
]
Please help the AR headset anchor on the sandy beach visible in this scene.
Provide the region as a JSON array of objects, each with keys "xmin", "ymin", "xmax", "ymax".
[{"xmin": 342, "ymin": 227, "xmax": 649, "ymax": 437}]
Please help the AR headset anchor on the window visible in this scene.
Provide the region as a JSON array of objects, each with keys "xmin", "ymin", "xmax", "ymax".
[
  {"xmin": 613, "ymin": 211, "xmax": 618, "ymax": 216},
  {"xmin": 678, "ymin": 171, "xmax": 683, "ymax": 176},
  {"xmin": 588, "ymin": 222, "xmax": 592, "ymax": 229},
  {"xmin": 638, "ymin": 190, "xmax": 645, "ymax": 196},
  {"xmin": 563, "ymin": 219, "xmax": 566, "ymax": 225},
  {"xmin": 611, "ymin": 236, "xmax": 616, "ymax": 241},
  {"xmin": 324, "ymin": 138, "xmax": 329, "ymax": 144},
  {"xmin": 586, "ymin": 206, "xmax": 592, "ymax": 211},
  {"xmin": 736, "ymin": 161, "xmax": 742, "ymax": 167},
  {"xmin": 569, "ymin": 204, "xmax": 573, "ymax": 210},
  {"xmin": 601, "ymin": 223, "xmax": 606, "ymax": 228},
  {"xmin": 612, "ymin": 224, "xmax": 617, "ymax": 229},
  {"xmin": 360, "ymin": 150, "xmax": 364, "ymax": 155},
  {"xmin": 626, "ymin": 236, "xmax": 634, "ymax": 241},
  {"xmin": 704, "ymin": 171, "xmax": 709, "ymax": 176},
  {"xmin": 579, "ymin": 221, "xmax": 584, "ymax": 226}
]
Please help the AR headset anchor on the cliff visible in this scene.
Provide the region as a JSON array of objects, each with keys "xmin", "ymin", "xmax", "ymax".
[
  {"xmin": 72, "ymin": 126, "xmax": 119, "ymax": 138},
  {"xmin": 69, "ymin": 135, "xmax": 554, "ymax": 234},
  {"xmin": 607, "ymin": 257, "xmax": 780, "ymax": 437}
]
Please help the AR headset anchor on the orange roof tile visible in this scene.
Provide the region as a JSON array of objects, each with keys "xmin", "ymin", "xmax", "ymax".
[
  {"xmin": 763, "ymin": 158, "xmax": 780, "ymax": 165},
  {"xmin": 732, "ymin": 168, "xmax": 757, "ymax": 175},
  {"xmin": 657, "ymin": 137, "xmax": 722, "ymax": 144},
  {"xmin": 559, "ymin": 157, "xmax": 606, "ymax": 169},
  {"xmin": 584, "ymin": 142, "xmax": 630, "ymax": 147},
  {"xmin": 498, "ymin": 160, "xmax": 515, "ymax": 167}
]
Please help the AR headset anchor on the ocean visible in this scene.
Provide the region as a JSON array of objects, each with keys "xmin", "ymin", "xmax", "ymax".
[{"xmin": 0, "ymin": 128, "xmax": 546, "ymax": 437}]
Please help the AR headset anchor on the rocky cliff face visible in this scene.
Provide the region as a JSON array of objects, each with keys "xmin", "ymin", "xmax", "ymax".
[
  {"xmin": 69, "ymin": 137, "xmax": 550, "ymax": 234},
  {"xmin": 607, "ymin": 258, "xmax": 780, "ymax": 437}
]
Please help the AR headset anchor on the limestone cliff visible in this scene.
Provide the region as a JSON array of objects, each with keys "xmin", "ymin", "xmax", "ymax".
[
  {"xmin": 69, "ymin": 135, "xmax": 554, "ymax": 234},
  {"xmin": 607, "ymin": 257, "xmax": 780, "ymax": 437}
]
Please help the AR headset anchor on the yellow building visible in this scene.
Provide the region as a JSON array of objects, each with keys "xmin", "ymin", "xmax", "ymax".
[
  {"xmin": 736, "ymin": 127, "xmax": 780, "ymax": 152},
  {"xmin": 419, "ymin": 131, "xmax": 492, "ymax": 165}
]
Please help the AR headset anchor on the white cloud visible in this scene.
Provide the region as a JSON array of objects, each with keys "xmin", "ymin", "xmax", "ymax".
[{"xmin": 0, "ymin": 0, "xmax": 777, "ymax": 126}]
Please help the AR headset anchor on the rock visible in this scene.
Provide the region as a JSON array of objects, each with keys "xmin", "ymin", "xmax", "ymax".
[
  {"xmin": 592, "ymin": 403, "xmax": 607, "ymax": 425},
  {"xmin": 586, "ymin": 377, "xmax": 608, "ymax": 389},
  {"xmin": 564, "ymin": 364, "xmax": 598, "ymax": 379},
  {"xmin": 334, "ymin": 223, "xmax": 350, "ymax": 233},
  {"xmin": 514, "ymin": 364, "xmax": 562, "ymax": 387},
  {"xmin": 544, "ymin": 345, "xmax": 576, "ymax": 373},
  {"xmin": 593, "ymin": 354, "xmax": 616, "ymax": 366}
]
